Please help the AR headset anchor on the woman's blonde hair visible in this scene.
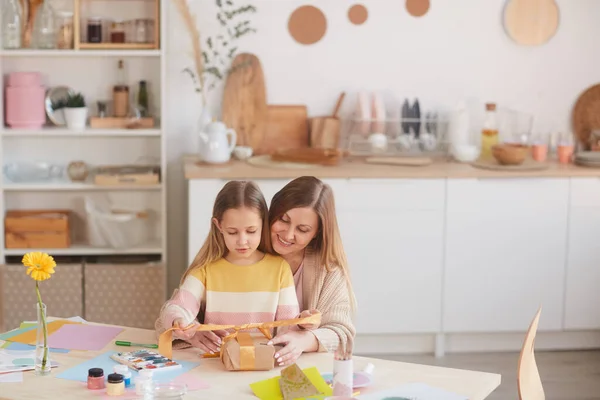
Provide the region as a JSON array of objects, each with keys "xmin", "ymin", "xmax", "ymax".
[
  {"xmin": 268, "ymin": 176, "xmax": 356, "ymax": 309},
  {"xmin": 182, "ymin": 180, "xmax": 271, "ymax": 284}
]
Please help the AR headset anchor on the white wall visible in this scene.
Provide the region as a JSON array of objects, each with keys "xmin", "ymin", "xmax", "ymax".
[{"xmin": 167, "ymin": 0, "xmax": 600, "ymax": 291}]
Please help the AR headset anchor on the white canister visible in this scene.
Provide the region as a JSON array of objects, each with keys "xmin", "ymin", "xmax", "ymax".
[{"xmin": 332, "ymin": 357, "xmax": 353, "ymax": 396}]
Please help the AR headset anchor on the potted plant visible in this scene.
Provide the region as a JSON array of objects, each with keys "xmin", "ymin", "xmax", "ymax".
[{"xmin": 63, "ymin": 92, "xmax": 88, "ymax": 129}]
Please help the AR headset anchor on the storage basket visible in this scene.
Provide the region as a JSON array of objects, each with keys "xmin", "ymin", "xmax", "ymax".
[{"xmin": 84, "ymin": 196, "xmax": 149, "ymax": 249}]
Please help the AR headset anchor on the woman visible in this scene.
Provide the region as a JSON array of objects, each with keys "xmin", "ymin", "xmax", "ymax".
[
  {"xmin": 266, "ymin": 176, "xmax": 356, "ymax": 366},
  {"xmin": 155, "ymin": 176, "xmax": 356, "ymax": 362}
]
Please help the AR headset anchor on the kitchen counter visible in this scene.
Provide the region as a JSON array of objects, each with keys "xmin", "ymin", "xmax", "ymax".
[{"xmin": 184, "ymin": 155, "xmax": 600, "ymax": 179}]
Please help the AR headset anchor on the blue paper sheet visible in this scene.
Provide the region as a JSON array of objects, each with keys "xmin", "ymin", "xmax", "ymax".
[
  {"xmin": 56, "ymin": 350, "xmax": 200, "ymax": 383},
  {"xmin": 0, "ymin": 326, "xmax": 36, "ymax": 341},
  {"xmin": 4, "ymin": 341, "xmax": 70, "ymax": 354}
]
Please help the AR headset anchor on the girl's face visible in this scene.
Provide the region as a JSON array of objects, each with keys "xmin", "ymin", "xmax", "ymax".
[
  {"xmin": 214, "ymin": 207, "xmax": 263, "ymax": 261},
  {"xmin": 271, "ymin": 207, "xmax": 319, "ymax": 256}
]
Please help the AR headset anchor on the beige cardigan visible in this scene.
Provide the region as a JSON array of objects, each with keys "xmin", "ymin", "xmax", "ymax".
[{"xmin": 154, "ymin": 247, "xmax": 356, "ymax": 353}]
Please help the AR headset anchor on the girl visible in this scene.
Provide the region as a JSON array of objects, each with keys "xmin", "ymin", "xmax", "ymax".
[{"xmin": 155, "ymin": 180, "xmax": 300, "ymax": 354}]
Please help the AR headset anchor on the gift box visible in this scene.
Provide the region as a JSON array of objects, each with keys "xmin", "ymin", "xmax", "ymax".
[
  {"xmin": 159, "ymin": 312, "xmax": 322, "ymax": 371},
  {"xmin": 221, "ymin": 332, "xmax": 282, "ymax": 371}
]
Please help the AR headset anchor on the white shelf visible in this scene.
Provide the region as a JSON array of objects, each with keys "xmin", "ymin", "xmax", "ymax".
[
  {"xmin": 3, "ymin": 183, "xmax": 162, "ymax": 191},
  {"xmin": 0, "ymin": 49, "xmax": 161, "ymax": 58},
  {"xmin": 1, "ymin": 128, "xmax": 161, "ymax": 137},
  {"xmin": 4, "ymin": 240, "xmax": 163, "ymax": 256}
]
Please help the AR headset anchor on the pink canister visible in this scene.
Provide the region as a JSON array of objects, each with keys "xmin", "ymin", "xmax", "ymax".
[{"xmin": 5, "ymin": 72, "xmax": 46, "ymax": 129}]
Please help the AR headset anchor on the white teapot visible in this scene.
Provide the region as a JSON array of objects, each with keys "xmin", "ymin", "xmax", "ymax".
[{"xmin": 199, "ymin": 121, "xmax": 237, "ymax": 163}]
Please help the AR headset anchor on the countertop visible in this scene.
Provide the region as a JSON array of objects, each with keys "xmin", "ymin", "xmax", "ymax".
[{"xmin": 184, "ymin": 155, "xmax": 600, "ymax": 180}]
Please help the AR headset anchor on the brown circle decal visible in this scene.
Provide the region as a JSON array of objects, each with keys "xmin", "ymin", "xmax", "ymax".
[
  {"xmin": 348, "ymin": 4, "xmax": 368, "ymax": 25},
  {"xmin": 288, "ymin": 5, "xmax": 327, "ymax": 45},
  {"xmin": 406, "ymin": 0, "xmax": 430, "ymax": 17}
]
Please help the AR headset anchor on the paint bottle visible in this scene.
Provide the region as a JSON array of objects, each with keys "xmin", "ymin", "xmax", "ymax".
[
  {"xmin": 332, "ymin": 346, "xmax": 353, "ymax": 396},
  {"xmin": 87, "ymin": 368, "xmax": 105, "ymax": 390},
  {"xmin": 135, "ymin": 369, "xmax": 154, "ymax": 395},
  {"xmin": 106, "ymin": 373, "xmax": 125, "ymax": 396},
  {"xmin": 114, "ymin": 365, "xmax": 132, "ymax": 387}
]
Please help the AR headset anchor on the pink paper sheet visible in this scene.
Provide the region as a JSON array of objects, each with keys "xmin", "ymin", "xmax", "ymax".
[
  {"xmin": 170, "ymin": 368, "xmax": 210, "ymax": 390},
  {"xmin": 47, "ymin": 324, "xmax": 124, "ymax": 351}
]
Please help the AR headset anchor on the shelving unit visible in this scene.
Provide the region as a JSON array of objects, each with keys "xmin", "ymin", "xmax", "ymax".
[{"xmin": 0, "ymin": 0, "xmax": 167, "ymax": 263}]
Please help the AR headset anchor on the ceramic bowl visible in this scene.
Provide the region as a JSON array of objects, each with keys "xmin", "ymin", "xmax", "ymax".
[
  {"xmin": 492, "ymin": 143, "xmax": 529, "ymax": 165},
  {"xmin": 233, "ymin": 146, "xmax": 253, "ymax": 160},
  {"xmin": 452, "ymin": 144, "xmax": 480, "ymax": 162}
]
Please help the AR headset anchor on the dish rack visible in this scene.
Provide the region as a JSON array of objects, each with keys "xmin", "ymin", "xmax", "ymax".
[{"xmin": 340, "ymin": 114, "xmax": 450, "ymax": 157}]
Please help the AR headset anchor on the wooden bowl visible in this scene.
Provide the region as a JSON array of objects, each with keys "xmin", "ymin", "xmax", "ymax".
[{"xmin": 492, "ymin": 144, "xmax": 529, "ymax": 165}]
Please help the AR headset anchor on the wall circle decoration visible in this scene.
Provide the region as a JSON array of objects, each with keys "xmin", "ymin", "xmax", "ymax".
[
  {"xmin": 503, "ymin": 0, "xmax": 559, "ymax": 46},
  {"xmin": 288, "ymin": 5, "xmax": 327, "ymax": 45},
  {"xmin": 406, "ymin": 0, "xmax": 430, "ymax": 17},
  {"xmin": 348, "ymin": 4, "xmax": 368, "ymax": 25}
]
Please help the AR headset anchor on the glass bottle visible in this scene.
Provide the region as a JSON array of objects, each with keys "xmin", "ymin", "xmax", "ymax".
[
  {"xmin": 137, "ymin": 81, "xmax": 149, "ymax": 117},
  {"xmin": 2, "ymin": 0, "xmax": 23, "ymax": 49},
  {"xmin": 33, "ymin": 0, "xmax": 56, "ymax": 49},
  {"xmin": 113, "ymin": 60, "xmax": 129, "ymax": 118},
  {"xmin": 480, "ymin": 102, "xmax": 499, "ymax": 159}
]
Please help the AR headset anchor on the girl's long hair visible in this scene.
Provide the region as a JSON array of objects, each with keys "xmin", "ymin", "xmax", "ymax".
[
  {"xmin": 268, "ymin": 176, "xmax": 356, "ymax": 310},
  {"xmin": 181, "ymin": 180, "xmax": 271, "ymax": 284}
]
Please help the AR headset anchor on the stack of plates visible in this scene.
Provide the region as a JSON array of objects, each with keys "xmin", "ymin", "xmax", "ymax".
[{"xmin": 574, "ymin": 151, "xmax": 600, "ymax": 168}]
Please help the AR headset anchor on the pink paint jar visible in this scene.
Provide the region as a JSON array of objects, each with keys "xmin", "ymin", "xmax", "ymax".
[{"xmin": 5, "ymin": 72, "xmax": 46, "ymax": 129}]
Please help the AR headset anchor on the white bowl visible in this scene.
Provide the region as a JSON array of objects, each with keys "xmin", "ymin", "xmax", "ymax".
[
  {"xmin": 452, "ymin": 144, "xmax": 480, "ymax": 162},
  {"xmin": 233, "ymin": 146, "xmax": 253, "ymax": 160}
]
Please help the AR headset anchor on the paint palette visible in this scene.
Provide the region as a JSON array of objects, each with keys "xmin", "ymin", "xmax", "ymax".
[
  {"xmin": 321, "ymin": 371, "xmax": 373, "ymax": 389},
  {"xmin": 110, "ymin": 349, "xmax": 181, "ymax": 372}
]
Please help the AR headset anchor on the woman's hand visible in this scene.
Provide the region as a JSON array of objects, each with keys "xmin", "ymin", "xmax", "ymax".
[
  {"xmin": 298, "ymin": 309, "xmax": 320, "ymax": 330},
  {"xmin": 188, "ymin": 330, "xmax": 228, "ymax": 354},
  {"xmin": 268, "ymin": 330, "xmax": 319, "ymax": 366},
  {"xmin": 172, "ymin": 319, "xmax": 197, "ymax": 341}
]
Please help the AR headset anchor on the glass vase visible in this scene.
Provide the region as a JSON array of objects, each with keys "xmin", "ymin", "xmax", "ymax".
[
  {"xmin": 1, "ymin": 0, "xmax": 23, "ymax": 49},
  {"xmin": 35, "ymin": 303, "xmax": 51, "ymax": 376},
  {"xmin": 32, "ymin": 0, "xmax": 56, "ymax": 49}
]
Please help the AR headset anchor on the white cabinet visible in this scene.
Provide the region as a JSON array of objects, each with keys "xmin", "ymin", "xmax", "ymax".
[
  {"xmin": 337, "ymin": 179, "xmax": 445, "ymax": 334},
  {"xmin": 565, "ymin": 178, "xmax": 600, "ymax": 329},
  {"xmin": 443, "ymin": 178, "xmax": 569, "ymax": 333}
]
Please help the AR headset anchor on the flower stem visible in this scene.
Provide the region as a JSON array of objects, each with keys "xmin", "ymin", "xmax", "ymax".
[{"xmin": 35, "ymin": 282, "xmax": 48, "ymax": 370}]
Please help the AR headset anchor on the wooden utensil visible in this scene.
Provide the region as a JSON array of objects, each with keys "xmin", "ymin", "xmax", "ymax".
[
  {"xmin": 24, "ymin": 0, "xmax": 43, "ymax": 48},
  {"xmin": 310, "ymin": 92, "xmax": 345, "ymax": 149},
  {"xmin": 255, "ymin": 105, "xmax": 309, "ymax": 155},
  {"xmin": 503, "ymin": 0, "xmax": 559, "ymax": 46},
  {"xmin": 365, "ymin": 156, "xmax": 433, "ymax": 167},
  {"xmin": 271, "ymin": 148, "xmax": 345, "ymax": 166},
  {"xmin": 221, "ymin": 53, "xmax": 267, "ymax": 150}
]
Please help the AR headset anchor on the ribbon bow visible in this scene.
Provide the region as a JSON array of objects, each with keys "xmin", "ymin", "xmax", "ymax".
[{"xmin": 158, "ymin": 312, "xmax": 322, "ymax": 360}]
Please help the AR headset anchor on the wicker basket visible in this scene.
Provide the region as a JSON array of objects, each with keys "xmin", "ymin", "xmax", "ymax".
[{"xmin": 492, "ymin": 144, "xmax": 528, "ymax": 165}]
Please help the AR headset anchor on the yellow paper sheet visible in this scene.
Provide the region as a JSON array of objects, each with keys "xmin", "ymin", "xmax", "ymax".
[
  {"xmin": 250, "ymin": 367, "xmax": 333, "ymax": 400},
  {"xmin": 8, "ymin": 320, "xmax": 81, "ymax": 344}
]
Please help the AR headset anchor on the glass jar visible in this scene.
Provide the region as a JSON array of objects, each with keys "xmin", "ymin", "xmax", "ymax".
[
  {"xmin": 134, "ymin": 19, "xmax": 148, "ymax": 43},
  {"xmin": 56, "ymin": 11, "xmax": 73, "ymax": 49},
  {"xmin": 32, "ymin": 0, "xmax": 56, "ymax": 49},
  {"xmin": 87, "ymin": 17, "xmax": 102, "ymax": 43},
  {"xmin": 111, "ymin": 21, "xmax": 125, "ymax": 43},
  {"xmin": 2, "ymin": 0, "xmax": 22, "ymax": 49}
]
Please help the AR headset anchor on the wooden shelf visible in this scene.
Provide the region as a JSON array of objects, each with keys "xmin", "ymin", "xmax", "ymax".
[
  {"xmin": 4, "ymin": 240, "xmax": 163, "ymax": 256},
  {"xmin": 1, "ymin": 128, "xmax": 161, "ymax": 137},
  {"xmin": 77, "ymin": 43, "xmax": 157, "ymax": 50},
  {"xmin": 3, "ymin": 183, "xmax": 162, "ymax": 191},
  {"xmin": 0, "ymin": 49, "xmax": 161, "ymax": 57}
]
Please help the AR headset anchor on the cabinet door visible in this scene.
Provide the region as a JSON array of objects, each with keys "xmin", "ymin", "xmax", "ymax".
[
  {"xmin": 443, "ymin": 178, "xmax": 569, "ymax": 333},
  {"xmin": 84, "ymin": 262, "xmax": 166, "ymax": 329},
  {"xmin": 0, "ymin": 264, "xmax": 83, "ymax": 331},
  {"xmin": 338, "ymin": 179, "xmax": 445, "ymax": 334},
  {"xmin": 565, "ymin": 178, "xmax": 600, "ymax": 329}
]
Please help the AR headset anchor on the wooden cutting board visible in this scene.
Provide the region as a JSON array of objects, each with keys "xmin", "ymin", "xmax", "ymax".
[
  {"xmin": 255, "ymin": 105, "xmax": 309, "ymax": 155},
  {"xmin": 221, "ymin": 53, "xmax": 267, "ymax": 149},
  {"xmin": 503, "ymin": 0, "xmax": 559, "ymax": 46}
]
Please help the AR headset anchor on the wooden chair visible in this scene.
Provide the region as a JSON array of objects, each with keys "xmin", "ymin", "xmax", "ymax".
[{"xmin": 517, "ymin": 306, "xmax": 545, "ymax": 400}]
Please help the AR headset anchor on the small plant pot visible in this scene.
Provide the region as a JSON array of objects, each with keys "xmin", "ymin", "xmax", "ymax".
[{"xmin": 64, "ymin": 107, "xmax": 88, "ymax": 129}]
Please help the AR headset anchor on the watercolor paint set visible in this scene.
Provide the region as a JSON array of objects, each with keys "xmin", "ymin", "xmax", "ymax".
[{"xmin": 110, "ymin": 349, "xmax": 181, "ymax": 372}]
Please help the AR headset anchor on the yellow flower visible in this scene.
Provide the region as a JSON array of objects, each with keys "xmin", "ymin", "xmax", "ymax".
[{"xmin": 22, "ymin": 252, "xmax": 56, "ymax": 281}]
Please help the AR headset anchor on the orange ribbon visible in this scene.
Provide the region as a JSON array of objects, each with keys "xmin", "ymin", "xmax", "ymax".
[{"xmin": 158, "ymin": 312, "xmax": 322, "ymax": 361}]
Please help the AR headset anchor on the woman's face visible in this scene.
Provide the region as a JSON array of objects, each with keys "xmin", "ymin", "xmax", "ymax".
[{"xmin": 271, "ymin": 207, "xmax": 319, "ymax": 256}]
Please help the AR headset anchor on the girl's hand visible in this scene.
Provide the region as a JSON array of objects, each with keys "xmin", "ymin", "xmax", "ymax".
[
  {"xmin": 188, "ymin": 330, "xmax": 228, "ymax": 354},
  {"xmin": 267, "ymin": 330, "xmax": 318, "ymax": 366},
  {"xmin": 172, "ymin": 319, "xmax": 196, "ymax": 341},
  {"xmin": 298, "ymin": 309, "xmax": 320, "ymax": 330}
]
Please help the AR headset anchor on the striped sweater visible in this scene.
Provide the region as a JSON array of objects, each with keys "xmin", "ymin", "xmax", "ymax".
[{"xmin": 161, "ymin": 254, "xmax": 299, "ymax": 330}]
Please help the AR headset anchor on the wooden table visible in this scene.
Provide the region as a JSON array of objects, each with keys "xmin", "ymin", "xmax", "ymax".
[{"xmin": 2, "ymin": 325, "xmax": 501, "ymax": 399}]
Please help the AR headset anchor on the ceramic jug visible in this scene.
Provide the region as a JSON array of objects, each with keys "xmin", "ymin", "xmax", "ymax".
[{"xmin": 199, "ymin": 121, "xmax": 237, "ymax": 163}]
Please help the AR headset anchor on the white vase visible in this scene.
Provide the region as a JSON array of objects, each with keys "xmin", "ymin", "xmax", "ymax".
[{"xmin": 64, "ymin": 107, "xmax": 88, "ymax": 129}]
